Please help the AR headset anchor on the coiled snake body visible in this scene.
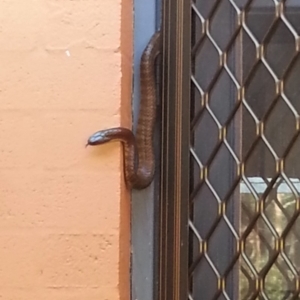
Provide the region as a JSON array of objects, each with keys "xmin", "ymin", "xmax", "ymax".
[{"xmin": 87, "ymin": 31, "xmax": 161, "ymax": 189}]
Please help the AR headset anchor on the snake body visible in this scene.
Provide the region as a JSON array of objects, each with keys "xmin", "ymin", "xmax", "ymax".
[{"xmin": 87, "ymin": 31, "xmax": 161, "ymax": 189}]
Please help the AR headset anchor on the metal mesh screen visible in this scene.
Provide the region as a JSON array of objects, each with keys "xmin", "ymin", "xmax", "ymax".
[{"xmin": 190, "ymin": 1, "xmax": 300, "ymax": 299}]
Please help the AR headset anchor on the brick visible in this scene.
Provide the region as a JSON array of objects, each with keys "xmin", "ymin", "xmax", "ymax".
[{"xmin": 0, "ymin": 0, "xmax": 131, "ymax": 298}]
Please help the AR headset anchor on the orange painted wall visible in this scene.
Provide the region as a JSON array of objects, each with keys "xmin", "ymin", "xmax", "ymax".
[{"xmin": 0, "ymin": 0, "xmax": 131, "ymax": 299}]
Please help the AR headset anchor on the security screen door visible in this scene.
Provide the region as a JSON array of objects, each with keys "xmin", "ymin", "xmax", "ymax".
[{"xmin": 158, "ymin": 1, "xmax": 300, "ymax": 300}]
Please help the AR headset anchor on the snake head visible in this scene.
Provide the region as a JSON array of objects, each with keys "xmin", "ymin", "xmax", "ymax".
[
  {"xmin": 86, "ymin": 127, "xmax": 134, "ymax": 148},
  {"xmin": 86, "ymin": 130, "xmax": 111, "ymax": 146}
]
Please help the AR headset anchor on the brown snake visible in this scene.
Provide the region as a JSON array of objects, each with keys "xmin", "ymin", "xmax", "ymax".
[{"xmin": 86, "ymin": 31, "xmax": 161, "ymax": 189}]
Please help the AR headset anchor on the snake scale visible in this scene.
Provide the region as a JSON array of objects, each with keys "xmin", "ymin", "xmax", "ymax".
[{"xmin": 86, "ymin": 31, "xmax": 161, "ymax": 189}]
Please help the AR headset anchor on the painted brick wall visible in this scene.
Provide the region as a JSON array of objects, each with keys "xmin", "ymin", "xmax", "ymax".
[{"xmin": 0, "ymin": 0, "xmax": 132, "ymax": 299}]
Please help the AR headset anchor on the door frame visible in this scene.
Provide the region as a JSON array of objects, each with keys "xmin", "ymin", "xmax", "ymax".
[{"xmin": 156, "ymin": 1, "xmax": 191, "ymax": 299}]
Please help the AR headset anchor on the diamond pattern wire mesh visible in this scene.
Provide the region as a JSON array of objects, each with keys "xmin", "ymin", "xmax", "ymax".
[{"xmin": 190, "ymin": 1, "xmax": 300, "ymax": 299}]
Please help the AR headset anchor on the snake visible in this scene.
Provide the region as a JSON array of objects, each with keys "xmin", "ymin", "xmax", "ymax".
[{"xmin": 86, "ymin": 31, "xmax": 161, "ymax": 190}]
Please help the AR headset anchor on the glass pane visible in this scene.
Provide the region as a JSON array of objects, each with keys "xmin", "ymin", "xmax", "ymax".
[{"xmin": 190, "ymin": 1, "xmax": 300, "ymax": 299}]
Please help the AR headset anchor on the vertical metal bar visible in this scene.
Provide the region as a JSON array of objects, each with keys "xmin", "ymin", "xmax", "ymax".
[
  {"xmin": 157, "ymin": 0, "xmax": 191, "ymax": 299},
  {"xmin": 131, "ymin": 1, "xmax": 158, "ymax": 300}
]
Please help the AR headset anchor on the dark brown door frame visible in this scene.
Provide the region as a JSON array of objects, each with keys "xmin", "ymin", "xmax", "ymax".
[{"xmin": 156, "ymin": 1, "xmax": 191, "ymax": 299}]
